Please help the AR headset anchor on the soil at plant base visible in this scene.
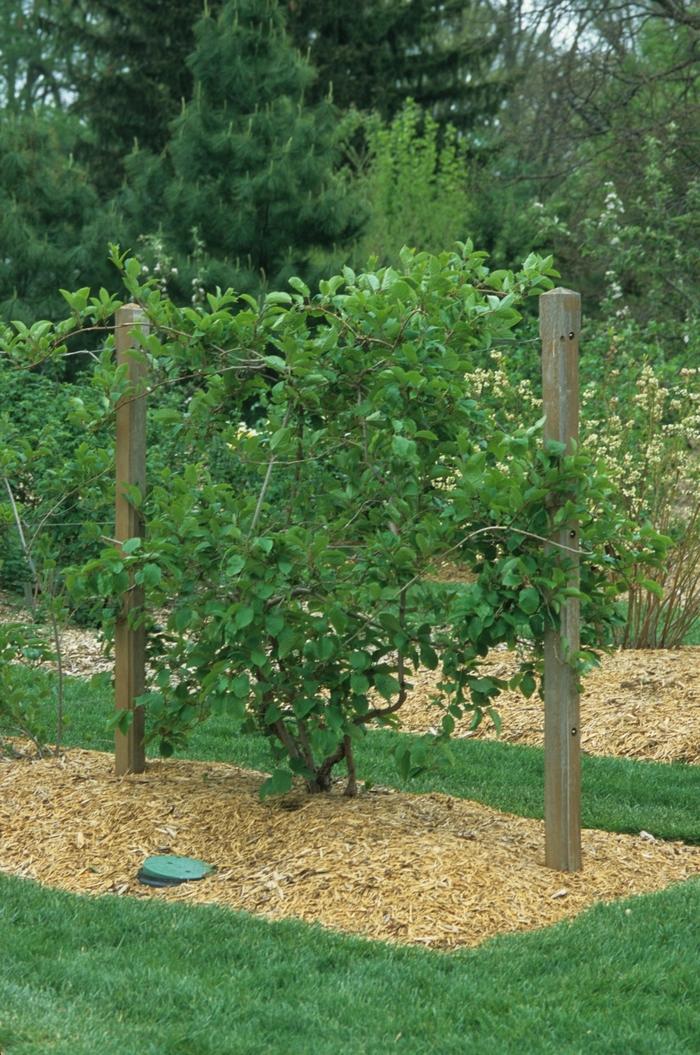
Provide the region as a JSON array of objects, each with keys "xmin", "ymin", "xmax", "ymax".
[
  {"xmin": 0, "ymin": 748, "xmax": 698, "ymax": 951},
  {"xmin": 2, "ymin": 591, "xmax": 698, "ymax": 766}
]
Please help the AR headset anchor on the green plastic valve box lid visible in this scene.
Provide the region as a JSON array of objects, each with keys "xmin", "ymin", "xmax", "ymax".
[{"xmin": 139, "ymin": 855, "xmax": 215, "ymax": 885}]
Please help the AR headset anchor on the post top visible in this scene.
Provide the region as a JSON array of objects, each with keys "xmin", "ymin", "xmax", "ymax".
[{"xmin": 540, "ymin": 286, "xmax": 580, "ymax": 299}]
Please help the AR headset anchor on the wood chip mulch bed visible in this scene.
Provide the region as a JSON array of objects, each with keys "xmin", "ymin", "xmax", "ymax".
[
  {"xmin": 399, "ymin": 648, "xmax": 700, "ymax": 765},
  {"xmin": 2, "ymin": 594, "xmax": 698, "ymax": 948},
  {"xmin": 1, "ymin": 748, "xmax": 698, "ymax": 950}
]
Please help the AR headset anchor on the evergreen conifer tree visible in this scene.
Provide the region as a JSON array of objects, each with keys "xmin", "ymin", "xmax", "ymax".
[
  {"xmin": 54, "ymin": 0, "xmax": 214, "ymax": 196},
  {"xmin": 0, "ymin": 111, "xmax": 115, "ymax": 324},
  {"xmin": 285, "ymin": 0, "xmax": 505, "ymax": 132},
  {"xmin": 125, "ymin": 0, "xmax": 362, "ymax": 297},
  {"xmin": 0, "ymin": 0, "xmax": 71, "ymax": 112}
]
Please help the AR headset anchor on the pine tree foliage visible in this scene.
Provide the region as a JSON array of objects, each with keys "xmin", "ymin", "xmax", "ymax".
[
  {"xmin": 0, "ymin": 0, "xmax": 73, "ymax": 112},
  {"xmin": 0, "ymin": 112, "xmax": 112, "ymax": 323},
  {"xmin": 285, "ymin": 0, "xmax": 506, "ymax": 130},
  {"xmin": 126, "ymin": 0, "xmax": 363, "ymax": 296},
  {"xmin": 55, "ymin": 0, "xmax": 213, "ymax": 195}
]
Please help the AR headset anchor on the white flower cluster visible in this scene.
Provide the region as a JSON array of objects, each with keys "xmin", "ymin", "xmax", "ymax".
[
  {"xmin": 190, "ymin": 226, "xmax": 207, "ymax": 304},
  {"xmin": 225, "ymin": 423, "xmax": 259, "ymax": 450},
  {"xmin": 582, "ymin": 362, "xmax": 700, "ymax": 517},
  {"xmin": 603, "ymin": 184, "xmax": 624, "ymax": 215},
  {"xmin": 604, "ymin": 268, "xmax": 623, "ymax": 301},
  {"xmin": 465, "ymin": 352, "xmax": 541, "ymax": 423},
  {"xmin": 137, "ymin": 234, "xmax": 176, "ymax": 295},
  {"xmin": 191, "ymin": 276, "xmax": 206, "ymax": 304}
]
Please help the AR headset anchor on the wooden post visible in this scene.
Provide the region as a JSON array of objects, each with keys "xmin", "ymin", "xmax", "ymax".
[
  {"xmin": 114, "ymin": 304, "xmax": 148, "ymax": 775},
  {"xmin": 540, "ymin": 287, "xmax": 582, "ymax": 872}
]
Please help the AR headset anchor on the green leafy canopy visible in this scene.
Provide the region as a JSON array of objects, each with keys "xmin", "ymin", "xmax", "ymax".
[{"xmin": 2, "ymin": 243, "xmax": 668, "ymax": 792}]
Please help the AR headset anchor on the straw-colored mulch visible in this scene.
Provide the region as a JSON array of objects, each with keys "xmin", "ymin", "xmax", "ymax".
[
  {"xmin": 0, "ymin": 597, "xmax": 112, "ymax": 679},
  {"xmin": 399, "ymin": 648, "xmax": 700, "ymax": 765},
  {"xmin": 0, "ymin": 748, "xmax": 697, "ymax": 950}
]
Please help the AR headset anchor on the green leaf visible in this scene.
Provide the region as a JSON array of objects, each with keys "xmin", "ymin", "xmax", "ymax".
[
  {"xmin": 420, "ymin": 644, "xmax": 438, "ymax": 670},
  {"xmin": 391, "ymin": 435, "xmax": 415, "ymax": 459},
  {"xmin": 270, "ymin": 427, "xmax": 290, "ymax": 450},
  {"xmin": 441, "ymin": 713, "xmax": 455, "ymax": 736},
  {"xmin": 259, "ymin": 769, "xmax": 293, "ymax": 799},
  {"xmin": 226, "ymin": 555, "xmax": 245, "ymax": 576},
  {"xmin": 153, "ymin": 407, "xmax": 183, "ymax": 425},
  {"xmin": 264, "ymin": 292, "xmax": 292, "ymax": 307},
  {"xmin": 487, "ymin": 706, "xmax": 502, "ymax": 735},
  {"xmin": 328, "ymin": 607, "xmax": 349, "ymax": 633},
  {"xmin": 110, "ymin": 709, "xmax": 134, "ymax": 734},
  {"xmin": 520, "ymin": 672, "xmax": 537, "ymax": 698},
  {"xmin": 232, "ymin": 674, "xmax": 250, "ymax": 698},
  {"xmin": 135, "ymin": 691, "xmax": 164, "ymax": 712},
  {"xmin": 500, "ymin": 557, "xmax": 521, "ymax": 587},
  {"xmin": 293, "ymin": 697, "xmax": 317, "ymax": 719},
  {"xmin": 318, "ymin": 637, "xmax": 335, "ymax": 660},
  {"xmin": 375, "ymin": 673, "xmax": 400, "ymax": 700},
  {"xmin": 468, "ymin": 677, "xmax": 496, "ymax": 696},
  {"xmin": 350, "ymin": 673, "xmax": 370, "ymax": 695},
  {"xmin": 518, "ymin": 587, "xmax": 540, "ymax": 615},
  {"xmin": 174, "ymin": 607, "xmax": 192, "ymax": 632},
  {"xmin": 395, "ymin": 746, "xmax": 412, "ymax": 781},
  {"xmin": 264, "ymin": 355, "xmax": 287, "ymax": 372},
  {"xmin": 468, "ymin": 708, "xmax": 483, "ymax": 731},
  {"xmin": 142, "ymin": 563, "xmax": 161, "ymax": 588},
  {"xmin": 277, "ymin": 627, "xmax": 296, "ymax": 659},
  {"xmin": 288, "ymin": 276, "xmax": 310, "ymax": 297},
  {"xmin": 266, "ymin": 612, "xmax": 284, "ymax": 636},
  {"xmin": 120, "ymin": 483, "xmax": 142, "ymax": 509},
  {"xmin": 264, "ymin": 702, "xmax": 282, "ymax": 724},
  {"xmin": 235, "ymin": 606, "xmax": 255, "ymax": 629}
]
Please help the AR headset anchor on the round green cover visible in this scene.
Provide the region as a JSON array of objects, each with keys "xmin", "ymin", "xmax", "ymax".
[{"xmin": 140, "ymin": 855, "xmax": 214, "ymax": 882}]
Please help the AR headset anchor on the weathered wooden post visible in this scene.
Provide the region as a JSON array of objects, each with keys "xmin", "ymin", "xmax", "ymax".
[
  {"xmin": 540, "ymin": 287, "xmax": 582, "ymax": 872},
  {"xmin": 114, "ymin": 304, "xmax": 148, "ymax": 775}
]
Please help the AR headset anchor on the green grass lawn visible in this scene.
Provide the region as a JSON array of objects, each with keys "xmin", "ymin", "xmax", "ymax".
[
  {"xmin": 1, "ymin": 872, "xmax": 698, "ymax": 1055},
  {"xmin": 1, "ymin": 668, "xmax": 699, "ymax": 1054}
]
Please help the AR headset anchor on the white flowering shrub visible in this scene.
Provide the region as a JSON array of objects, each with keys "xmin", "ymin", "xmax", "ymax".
[
  {"xmin": 468, "ymin": 346, "xmax": 700, "ymax": 649},
  {"xmin": 518, "ymin": 132, "xmax": 700, "ymax": 647},
  {"xmin": 137, "ymin": 233, "xmax": 179, "ymax": 297},
  {"xmin": 580, "ymin": 136, "xmax": 700, "ymax": 343},
  {"xmin": 581, "ymin": 361, "xmax": 700, "ymax": 648}
]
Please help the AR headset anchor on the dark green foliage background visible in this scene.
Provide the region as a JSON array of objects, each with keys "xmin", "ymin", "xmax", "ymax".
[{"xmin": 0, "ymin": 0, "xmax": 697, "ymax": 332}]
